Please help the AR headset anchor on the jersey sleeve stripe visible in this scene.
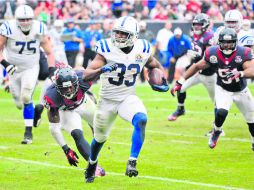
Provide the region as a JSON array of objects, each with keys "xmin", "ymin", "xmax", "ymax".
[
  {"xmin": 142, "ymin": 39, "xmax": 146, "ymax": 53},
  {"xmin": 244, "ymin": 47, "xmax": 251, "ymax": 60},
  {"xmin": 3, "ymin": 23, "xmax": 9, "ymax": 35},
  {"xmin": 40, "ymin": 21, "xmax": 42, "ymax": 34},
  {"xmin": 147, "ymin": 41, "xmax": 150, "ymax": 53},
  {"xmin": 239, "ymin": 35, "xmax": 249, "ymax": 43},
  {"xmin": 100, "ymin": 40, "xmax": 105, "ymax": 52},
  {"xmin": 5, "ymin": 21, "xmax": 12, "ymax": 34},
  {"xmin": 104, "ymin": 39, "xmax": 110, "ymax": 52}
]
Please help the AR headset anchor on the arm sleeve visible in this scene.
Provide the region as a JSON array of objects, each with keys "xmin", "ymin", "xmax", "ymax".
[{"xmin": 49, "ymin": 122, "xmax": 66, "ymax": 147}]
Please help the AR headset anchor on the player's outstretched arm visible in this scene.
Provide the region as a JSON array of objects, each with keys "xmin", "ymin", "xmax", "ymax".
[
  {"xmin": 242, "ymin": 59, "xmax": 254, "ymax": 78},
  {"xmin": 83, "ymin": 54, "xmax": 117, "ymax": 81},
  {"xmin": 41, "ymin": 36, "xmax": 56, "ymax": 68},
  {"xmin": 171, "ymin": 59, "xmax": 209, "ymax": 96}
]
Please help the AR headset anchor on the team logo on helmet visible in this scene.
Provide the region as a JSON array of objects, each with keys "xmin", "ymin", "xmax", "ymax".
[{"xmin": 209, "ymin": 55, "xmax": 218, "ymax": 63}]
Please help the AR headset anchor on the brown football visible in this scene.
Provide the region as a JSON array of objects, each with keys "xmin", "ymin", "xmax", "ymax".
[{"xmin": 148, "ymin": 68, "xmax": 164, "ymax": 86}]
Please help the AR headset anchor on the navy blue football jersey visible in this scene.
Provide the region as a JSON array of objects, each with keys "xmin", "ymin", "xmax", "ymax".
[
  {"xmin": 205, "ymin": 45, "xmax": 252, "ymax": 92},
  {"xmin": 44, "ymin": 71, "xmax": 92, "ymax": 110},
  {"xmin": 192, "ymin": 31, "xmax": 215, "ymax": 76}
]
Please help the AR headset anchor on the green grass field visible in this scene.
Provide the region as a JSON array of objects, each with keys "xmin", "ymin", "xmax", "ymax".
[{"xmin": 0, "ymin": 83, "xmax": 254, "ymax": 190}]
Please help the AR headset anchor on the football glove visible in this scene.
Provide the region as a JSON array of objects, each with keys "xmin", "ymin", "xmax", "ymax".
[
  {"xmin": 101, "ymin": 63, "xmax": 118, "ymax": 73},
  {"xmin": 151, "ymin": 78, "xmax": 169, "ymax": 92},
  {"xmin": 170, "ymin": 78, "xmax": 185, "ymax": 96},
  {"xmin": 226, "ymin": 70, "xmax": 244, "ymax": 81},
  {"xmin": 64, "ymin": 147, "xmax": 79, "ymax": 167}
]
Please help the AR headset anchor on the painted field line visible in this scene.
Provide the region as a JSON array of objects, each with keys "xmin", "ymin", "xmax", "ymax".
[
  {"xmin": 0, "ymin": 118, "xmax": 250, "ymax": 143},
  {"xmin": 0, "ymin": 156, "xmax": 248, "ymax": 190}
]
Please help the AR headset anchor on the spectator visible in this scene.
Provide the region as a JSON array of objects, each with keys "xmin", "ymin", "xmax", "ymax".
[
  {"xmin": 62, "ymin": 18, "xmax": 83, "ymax": 68},
  {"xmin": 156, "ymin": 21, "xmax": 173, "ymax": 80},
  {"xmin": 82, "ymin": 22, "xmax": 102, "ymax": 69},
  {"xmin": 102, "ymin": 19, "xmax": 114, "ymax": 39},
  {"xmin": 166, "ymin": 28, "xmax": 192, "ymax": 84},
  {"xmin": 138, "ymin": 21, "xmax": 156, "ymax": 82}
]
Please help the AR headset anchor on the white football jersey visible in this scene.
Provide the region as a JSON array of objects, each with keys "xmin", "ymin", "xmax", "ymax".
[
  {"xmin": 0, "ymin": 20, "xmax": 48, "ymax": 72},
  {"xmin": 95, "ymin": 39, "xmax": 152, "ymax": 101}
]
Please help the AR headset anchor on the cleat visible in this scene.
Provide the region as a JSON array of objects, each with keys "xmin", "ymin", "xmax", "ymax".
[
  {"xmin": 205, "ymin": 129, "xmax": 225, "ymax": 137},
  {"xmin": 208, "ymin": 129, "xmax": 222, "ymax": 149},
  {"xmin": 125, "ymin": 159, "xmax": 138, "ymax": 177},
  {"xmin": 85, "ymin": 161, "xmax": 97, "ymax": 183},
  {"xmin": 33, "ymin": 104, "xmax": 44, "ymax": 127},
  {"xmin": 21, "ymin": 133, "xmax": 33, "ymax": 144},
  {"xmin": 168, "ymin": 108, "xmax": 185, "ymax": 121},
  {"xmin": 252, "ymin": 143, "xmax": 254, "ymax": 151},
  {"xmin": 95, "ymin": 165, "xmax": 106, "ymax": 177}
]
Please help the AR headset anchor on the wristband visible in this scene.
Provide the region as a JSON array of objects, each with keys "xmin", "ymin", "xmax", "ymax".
[{"xmin": 0, "ymin": 59, "xmax": 10, "ymax": 68}]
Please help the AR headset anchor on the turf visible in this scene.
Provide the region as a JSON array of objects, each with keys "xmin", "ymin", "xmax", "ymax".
[{"xmin": 0, "ymin": 82, "xmax": 253, "ymax": 190}]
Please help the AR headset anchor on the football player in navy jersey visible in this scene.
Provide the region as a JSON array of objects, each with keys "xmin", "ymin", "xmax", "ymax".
[
  {"xmin": 171, "ymin": 28, "xmax": 254, "ymax": 150},
  {"xmin": 43, "ymin": 67, "xmax": 115, "ymax": 177},
  {"xmin": 168, "ymin": 13, "xmax": 216, "ymax": 121}
]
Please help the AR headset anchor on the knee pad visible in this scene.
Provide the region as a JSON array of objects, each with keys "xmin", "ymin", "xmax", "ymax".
[
  {"xmin": 132, "ymin": 112, "xmax": 147, "ymax": 130},
  {"xmin": 21, "ymin": 88, "xmax": 33, "ymax": 104},
  {"xmin": 216, "ymin": 109, "xmax": 228, "ymax": 118},
  {"xmin": 71, "ymin": 129, "xmax": 83, "ymax": 140},
  {"xmin": 94, "ymin": 135, "xmax": 108, "ymax": 143}
]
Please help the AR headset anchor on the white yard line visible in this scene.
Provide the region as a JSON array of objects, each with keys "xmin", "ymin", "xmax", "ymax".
[
  {"xmin": 0, "ymin": 118, "xmax": 251, "ymax": 143},
  {"xmin": 0, "ymin": 156, "xmax": 248, "ymax": 190}
]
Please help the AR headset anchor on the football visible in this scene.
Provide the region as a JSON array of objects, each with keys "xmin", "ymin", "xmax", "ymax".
[{"xmin": 148, "ymin": 68, "xmax": 164, "ymax": 86}]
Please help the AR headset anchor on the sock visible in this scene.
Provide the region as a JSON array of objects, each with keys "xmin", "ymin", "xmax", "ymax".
[
  {"xmin": 25, "ymin": 126, "xmax": 32, "ymax": 136},
  {"xmin": 247, "ymin": 123, "xmax": 254, "ymax": 143},
  {"xmin": 90, "ymin": 138, "xmax": 104, "ymax": 162},
  {"xmin": 130, "ymin": 113, "xmax": 147, "ymax": 158},
  {"xmin": 214, "ymin": 123, "xmax": 222, "ymax": 131},
  {"xmin": 214, "ymin": 108, "xmax": 228, "ymax": 128},
  {"xmin": 71, "ymin": 129, "xmax": 90, "ymax": 161},
  {"xmin": 23, "ymin": 103, "xmax": 34, "ymax": 127},
  {"xmin": 177, "ymin": 91, "xmax": 186, "ymax": 104}
]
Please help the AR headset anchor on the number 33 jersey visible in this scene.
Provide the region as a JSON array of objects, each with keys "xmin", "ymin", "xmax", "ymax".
[
  {"xmin": 205, "ymin": 45, "xmax": 253, "ymax": 92},
  {"xmin": 95, "ymin": 39, "xmax": 152, "ymax": 101},
  {"xmin": 0, "ymin": 20, "xmax": 47, "ymax": 71}
]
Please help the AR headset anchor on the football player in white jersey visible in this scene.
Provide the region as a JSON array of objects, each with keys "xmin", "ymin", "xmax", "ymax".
[
  {"xmin": 213, "ymin": 9, "xmax": 243, "ymax": 45},
  {"xmin": 83, "ymin": 16, "xmax": 169, "ymax": 183},
  {"xmin": 0, "ymin": 5, "xmax": 55, "ymax": 144}
]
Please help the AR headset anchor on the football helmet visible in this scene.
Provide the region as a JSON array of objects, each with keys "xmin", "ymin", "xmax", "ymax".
[
  {"xmin": 224, "ymin": 9, "xmax": 243, "ymax": 32},
  {"xmin": 54, "ymin": 68, "xmax": 79, "ymax": 99},
  {"xmin": 218, "ymin": 28, "xmax": 237, "ymax": 55},
  {"xmin": 15, "ymin": 5, "xmax": 34, "ymax": 32},
  {"xmin": 111, "ymin": 16, "xmax": 139, "ymax": 48},
  {"xmin": 192, "ymin": 13, "xmax": 210, "ymax": 35}
]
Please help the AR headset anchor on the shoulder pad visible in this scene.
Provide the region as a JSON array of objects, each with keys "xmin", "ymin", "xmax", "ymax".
[
  {"xmin": 0, "ymin": 21, "xmax": 13, "ymax": 37},
  {"xmin": 95, "ymin": 39, "xmax": 111, "ymax": 54}
]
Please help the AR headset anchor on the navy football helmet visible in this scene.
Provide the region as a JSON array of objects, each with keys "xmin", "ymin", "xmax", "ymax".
[
  {"xmin": 55, "ymin": 68, "xmax": 79, "ymax": 99},
  {"xmin": 192, "ymin": 13, "xmax": 210, "ymax": 35},
  {"xmin": 218, "ymin": 28, "xmax": 237, "ymax": 55}
]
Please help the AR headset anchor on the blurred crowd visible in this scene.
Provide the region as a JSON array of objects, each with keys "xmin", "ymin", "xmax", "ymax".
[{"xmin": 1, "ymin": 0, "xmax": 254, "ymax": 22}]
